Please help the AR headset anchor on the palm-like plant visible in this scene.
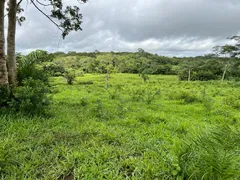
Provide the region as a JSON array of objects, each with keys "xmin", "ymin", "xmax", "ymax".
[{"xmin": 179, "ymin": 125, "xmax": 240, "ymax": 180}]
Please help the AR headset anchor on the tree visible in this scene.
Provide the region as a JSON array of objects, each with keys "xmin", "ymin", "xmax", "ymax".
[
  {"xmin": 7, "ymin": 0, "xmax": 17, "ymax": 85},
  {"xmin": 213, "ymin": 36, "xmax": 240, "ymax": 81},
  {"xmin": 0, "ymin": 0, "xmax": 9, "ymax": 87},
  {"xmin": 1, "ymin": 0, "xmax": 88, "ymax": 86},
  {"xmin": 213, "ymin": 36, "xmax": 240, "ymax": 58}
]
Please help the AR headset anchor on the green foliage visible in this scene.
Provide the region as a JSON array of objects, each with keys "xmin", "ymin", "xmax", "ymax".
[
  {"xmin": 9, "ymin": 78, "xmax": 51, "ymax": 115},
  {"xmin": 43, "ymin": 62, "xmax": 65, "ymax": 76},
  {"xmin": 1, "ymin": 50, "xmax": 52, "ymax": 116},
  {"xmin": 51, "ymin": 50, "xmax": 240, "ymax": 81},
  {"xmin": 0, "ymin": 85, "xmax": 10, "ymax": 107},
  {"xmin": 140, "ymin": 73, "xmax": 149, "ymax": 82},
  {"xmin": 78, "ymin": 80, "xmax": 93, "ymax": 85},
  {"xmin": 132, "ymin": 88, "xmax": 160, "ymax": 104},
  {"xmin": 224, "ymin": 95, "xmax": 240, "ymax": 109},
  {"xmin": 201, "ymin": 89, "xmax": 214, "ymax": 113},
  {"xmin": 63, "ymin": 70, "xmax": 76, "ymax": 85},
  {"xmin": 196, "ymin": 70, "xmax": 218, "ymax": 81},
  {"xmin": 175, "ymin": 91, "xmax": 200, "ymax": 104},
  {"xmin": 35, "ymin": 0, "xmax": 89, "ymax": 39},
  {"xmin": 0, "ymin": 73, "xmax": 239, "ymax": 179},
  {"xmin": 179, "ymin": 125, "xmax": 240, "ymax": 180},
  {"xmin": 17, "ymin": 50, "xmax": 51, "ymax": 85}
]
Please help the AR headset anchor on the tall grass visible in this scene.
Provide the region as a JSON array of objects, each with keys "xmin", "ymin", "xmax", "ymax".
[{"xmin": 0, "ymin": 74, "xmax": 239, "ymax": 179}]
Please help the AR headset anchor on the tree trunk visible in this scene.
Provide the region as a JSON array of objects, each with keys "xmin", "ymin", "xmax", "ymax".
[
  {"xmin": 7, "ymin": 0, "xmax": 17, "ymax": 85},
  {"xmin": 106, "ymin": 74, "xmax": 109, "ymax": 89},
  {"xmin": 221, "ymin": 64, "xmax": 227, "ymax": 81},
  {"xmin": 0, "ymin": 0, "xmax": 9, "ymax": 86},
  {"xmin": 188, "ymin": 68, "xmax": 191, "ymax": 81}
]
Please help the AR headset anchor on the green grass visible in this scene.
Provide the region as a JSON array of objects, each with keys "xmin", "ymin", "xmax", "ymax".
[{"xmin": 0, "ymin": 74, "xmax": 240, "ymax": 179}]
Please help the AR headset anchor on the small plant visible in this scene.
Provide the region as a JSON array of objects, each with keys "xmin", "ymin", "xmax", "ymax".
[
  {"xmin": 140, "ymin": 73, "xmax": 149, "ymax": 82},
  {"xmin": 201, "ymin": 88, "xmax": 214, "ymax": 113},
  {"xmin": 104, "ymin": 87, "xmax": 119, "ymax": 100},
  {"xmin": 92, "ymin": 99, "xmax": 112, "ymax": 120},
  {"xmin": 64, "ymin": 70, "xmax": 76, "ymax": 85},
  {"xmin": 175, "ymin": 91, "xmax": 200, "ymax": 104},
  {"xmin": 80, "ymin": 97, "xmax": 88, "ymax": 107},
  {"xmin": 93, "ymin": 99, "xmax": 105, "ymax": 118},
  {"xmin": 132, "ymin": 88, "xmax": 160, "ymax": 104}
]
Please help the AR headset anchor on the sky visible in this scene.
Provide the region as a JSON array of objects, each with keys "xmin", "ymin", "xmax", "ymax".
[{"xmin": 11, "ymin": 0, "xmax": 240, "ymax": 56}]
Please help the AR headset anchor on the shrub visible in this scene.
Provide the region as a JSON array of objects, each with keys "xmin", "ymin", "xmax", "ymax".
[
  {"xmin": 43, "ymin": 62, "xmax": 65, "ymax": 76},
  {"xmin": 178, "ymin": 69, "xmax": 218, "ymax": 81},
  {"xmin": 17, "ymin": 50, "xmax": 50, "ymax": 85},
  {"xmin": 175, "ymin": 91, "xmax": 200, "ymax": 104},
  {"xmin": 178, "ymin": 69, "xmax": 190, "ymax": 81},
  {"xmin": 195, "ymin": 71, "xmax": 218, "ymax": 81},
  {"xmin": 9, "ymin": 78, "xmax": 51, "ymax": 115},
  {"xmin": 131, "ymin": 88, "xmax": 160, "ymax": 104},
  {"xmin": 0, "ymin": 86, "xmax": 10, "ymax": 107},
  {"xmin": 6, "ymin": 50, "xmax": 52, "ymax": 116},
  {"xmin": 140, "ymin": 73, "xmax": 149, "ymax": 82},
  {"xmin": 64, "ymin": 70, "xmax": 76, "ymax": 85}
]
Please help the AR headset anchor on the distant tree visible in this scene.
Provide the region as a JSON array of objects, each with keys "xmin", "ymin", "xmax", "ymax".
[
  {"xmin": 138, "ymin": 48, "xmax": 145, "ymax": 53},
  {"xmin": 213, "ymin": 36, "xmax": 240, "ymax": 58}
]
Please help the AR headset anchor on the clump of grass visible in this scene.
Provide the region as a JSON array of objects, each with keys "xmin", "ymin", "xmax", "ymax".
[
  {"xmin": 91, "ymin": 99, "xmax": 113, "ymax": 120},
  {"xmin": 224, "ymin": 95, "xmax": 240, "ymax": 110},
  {"xmin": 131, "ymin": 88, "xmax": 160, "ymax": 104},
  {"xmin": 174, "ymin": 91, "xmax": 200, "ymax": 104},
  {"xmin": 201, "ymin": 88, "xmax": 214, "ymax": 113},
  {"xmin": 179, "ymin": 125, "xmax": 240, "ymax": 180}
]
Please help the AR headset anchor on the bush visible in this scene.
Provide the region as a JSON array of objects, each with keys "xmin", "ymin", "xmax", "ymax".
[
  {"xmin": 9, "ymin": 78, "xmax": 51, "ymax": 115},
  {"xmin": 195, "ymin": 71, "xmax": 218, "ymax": 81},
  {"xmin": 17, "ymin": 50, "xmax": 50, "ymax": 85},
  {"xmin": 175, "ymin": 91, "xmax": 200, "ymax": 104},
  {"xmin": 64, "ymin": 70, "xmax": 76, "ymax": 85},
  {"xmin": 0, "ymin": 86, "xmax": 10, "ymax": 107},
  {"xmin": 140, "ymin": 73, "xmax": 149, "ymax": 82},
  {"xmin": 178, "ymin": 68, "xmax": 218, "ymax": 81},
  {"xmin": 43, "ymin": 62, "xmax": 65, "ymax": 76},
  {"xmin": 1, "ymin": 50, "xmax": 52, "ymax": 116}
]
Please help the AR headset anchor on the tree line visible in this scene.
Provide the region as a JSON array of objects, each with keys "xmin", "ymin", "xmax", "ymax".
[{"xmin": 44, "ymin": 48, "xmax": 240, "ymax": 81}]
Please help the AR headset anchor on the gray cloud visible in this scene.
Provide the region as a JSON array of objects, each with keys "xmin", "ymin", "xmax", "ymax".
[{"xmin": 13, "ymin": 0, "xmax": 240, "ymax": 56}]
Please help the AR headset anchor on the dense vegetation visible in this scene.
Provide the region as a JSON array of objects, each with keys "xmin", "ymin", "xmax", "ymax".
[
  {"xmin": 47, "ymin": 50, "xmax": 240, "ymax": 82},
  {"xmin": 0, "ymin": 50, "xmax": 239, "ymax": 179}
]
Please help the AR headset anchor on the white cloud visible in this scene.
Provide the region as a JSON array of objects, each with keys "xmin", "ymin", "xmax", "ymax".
[{"xmin": 11, "ymin": 0, "xmax": 240, "ymax": 56}]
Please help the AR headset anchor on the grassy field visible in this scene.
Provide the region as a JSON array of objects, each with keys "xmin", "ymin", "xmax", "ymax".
[{"xmin": 0, "ymin": 74, "xmax": 239, "ymax": 179}]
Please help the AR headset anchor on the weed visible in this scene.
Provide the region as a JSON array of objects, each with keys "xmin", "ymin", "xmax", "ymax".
[{"xmin": 175, "ymin": 91, "xmax": 200, "ymax": 104}]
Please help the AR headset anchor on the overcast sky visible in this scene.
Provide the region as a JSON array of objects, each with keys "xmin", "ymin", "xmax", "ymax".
[{"xmin": 12, "ymin": 0, "xmax": 240, "ymax": 56}]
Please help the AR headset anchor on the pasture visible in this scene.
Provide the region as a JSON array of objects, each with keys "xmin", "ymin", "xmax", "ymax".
[{"xmin": 0, "ymin": 74, "xmax": 239, "ymax": 179}]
